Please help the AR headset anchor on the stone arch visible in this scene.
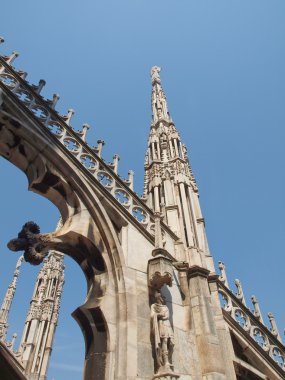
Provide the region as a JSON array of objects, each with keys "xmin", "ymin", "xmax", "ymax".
[{"xmin": 0, "ymin": 106, "xmax": 129, "ymax": 379}]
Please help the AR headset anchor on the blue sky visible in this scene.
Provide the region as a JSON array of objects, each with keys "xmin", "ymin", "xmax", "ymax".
[{"xmin": 0, "ymin": 1, "xmax": 285, "ymax": 379}]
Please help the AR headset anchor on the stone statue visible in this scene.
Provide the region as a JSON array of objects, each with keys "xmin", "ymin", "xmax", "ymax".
[
  {"xmin": 151, "ymin": 66, "xmax": 161, "ymax": 84},
  {"xmin": 150, "ymin": 290, "xmax": 174, "ymax": 374}
]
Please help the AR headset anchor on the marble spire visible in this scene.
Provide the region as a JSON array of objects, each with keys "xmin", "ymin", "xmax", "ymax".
[{"xmin": 0, "ymin": 256, "xmax": 24, "ymax": 341}]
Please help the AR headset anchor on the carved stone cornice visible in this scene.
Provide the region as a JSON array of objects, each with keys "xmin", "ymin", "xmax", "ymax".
[
  {"xmin": 187, "ymin": 265, "xmax": 210, "ymax": 279},
  {"xmin": 153, "ymin": 372, "xmax": 180, "ymax": 380}
]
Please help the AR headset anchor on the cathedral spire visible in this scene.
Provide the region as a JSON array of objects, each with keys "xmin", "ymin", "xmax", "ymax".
[
  {"xmin": 19, "ymin": 219, "xmax": 64, "ymax": 380},
  {"xmin": 0, "ymin": 256, "xmax": 24, "ymax": 341},
  {"xmin": 144, "ymin": 67, "xmax": 214, "ymax": 272},
  {"xmin": 19, "ymin": 251, "xmax": 64, "ymax": 380}
]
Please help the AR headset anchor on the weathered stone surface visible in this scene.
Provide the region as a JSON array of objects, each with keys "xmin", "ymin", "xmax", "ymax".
[{"xmin": 0, "ymin": 56, "xmax": 283, "ymax": 380}]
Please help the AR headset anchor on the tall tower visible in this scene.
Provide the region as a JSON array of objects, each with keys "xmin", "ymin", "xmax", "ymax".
[
  {"xmin": 0, "ymin": 255, "xmax": 24, "ymax": 342},
  {"xmin": 144, "ymin": 66, "xmax": 213, "ymax": 271},
  {"xmin": 19, "ymin": 251, "xmax": 64, "ymax": 380},
  {"xmin": 144, "ymin": 66, "xmax": 237, "ymax": 379}
]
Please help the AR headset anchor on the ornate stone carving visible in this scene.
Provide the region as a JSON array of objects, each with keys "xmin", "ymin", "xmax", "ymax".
[
  {"xmin": 218, "ymin": 272, "xmax": 285, "ymax": 370},
  {"xmin": 151, "ymin": 66, "xmax": 161, "ymax": 84},
  {"xmin": 148, "ymin": 213, "xmax": 179, "ymax": 378},
  {"xmin": 148, "ymin": 254, "xmax": 173, "ymax": 289},
  {"xmin": 151, "ymin": 290, "xmax": 176, "ymax": 376},
  {"xmin": 7, "ymin": 221, "xmax": 56, "ymax": 265}
]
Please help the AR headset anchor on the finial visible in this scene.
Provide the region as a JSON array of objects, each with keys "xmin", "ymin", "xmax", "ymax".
[
  {"xmin": 50, "ymin": 93, "xmax": 60, "ymax": 109},
  {"xmin": 151, "ymin": 66, "xmax": 161, "ymax": 84},
  {"xmin": 218, "ymin": 261, "xmax": 229, "ymax": 288},
  {"xmin": 10, "ymin": 333, "xmax": 17, "ymax": 351},
  {"xmin": 128, "ymin": 170, "xmax": 134, "ymax": 191},
  {"xmin": 65, "ymin": 109, "xmax": 75, "ymax": 125},
  {"xmin": 15, "ymin": 255, "xmax": 24, "ymax": 272},
  {"xmin": 268, "ymin": 312, "xmax": 282, "ymax": 342},
  {"xmin": 112, "ymin": 154, "xmax": 120, "ymax": 174},
  {"xmin": 0, "ymin": 37, "xmax": 4, "ymax": 45},
  {"xmin": 5, "ymin": 51, "xmax": 19, "ymax": 65},
  {"xmin": 251, "ymin": 295, "xmax": 264, "ymax": 324},
  {"xmin": 0, "ymin": 255, "xmax": 24, "ymax": 342},
  {"xmin": 235, "ymin": 279, "xmax": 246, "ymax": 305},
  {"xmin": 33, "ymin": 79, "xmax": 46, "ymax": 95},
  {"xmin": 17, "ymin": 71, "xmax": 28, "ymax": 80},
  {"xmin": 97, "ymin": 140, "xmax": 105, "ymax": 157},
  {"xmin": 81, "ymin": 123, "xmax": 90, "ymax": 141}
]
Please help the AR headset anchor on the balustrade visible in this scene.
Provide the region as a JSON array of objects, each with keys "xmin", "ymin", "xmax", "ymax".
[
  {"xmin": 0, "ymin": 55, "xmax": 171, "ymax": 241},
  {"xmin": 218, "ymin": 283, "xmax": 285, "ymax": 371}
]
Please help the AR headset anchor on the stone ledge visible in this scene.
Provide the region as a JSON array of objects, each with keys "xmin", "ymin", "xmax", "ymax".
[{"xmin": 153, "ymin": 371, "xmax": 180, "ymax": 380}]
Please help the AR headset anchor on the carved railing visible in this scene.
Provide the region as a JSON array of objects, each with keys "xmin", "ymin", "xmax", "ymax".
[
  {"xmin": 0, "ymin": 49, "xmax": 177, "ymax": 243},
  {"xmin": 217, "ymin": 264, "xmax": 285, "ymax": 372}
]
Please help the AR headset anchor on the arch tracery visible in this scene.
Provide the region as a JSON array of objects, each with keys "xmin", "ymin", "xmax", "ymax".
[{"xmin": 0, "ymin": 92, "xmax": 130, "ymax": 379}]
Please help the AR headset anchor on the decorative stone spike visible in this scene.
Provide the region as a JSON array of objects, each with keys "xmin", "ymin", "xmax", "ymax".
[
  {"xmin": 0, "ymin": 37, "xmax": 4, "ymax": 44},
  {"xmin": 5, "ymin": 51, "xmax": 19, "ymax": 65},
  {"xmin": 268, "ymin": 312, "xmax": 282, "ymax": 342},
  {"xmin": 50, "ymin": 93, "xmax": 60, "ymax": 109},
  {"xmin": 251, "ymin": 295, "xmax": 264, "ymax": 324},
  {"xmin": 128, "ymin": 170, "xmax": 134, "ymax": 191},
  {"xmin": 112, "ymin": 154, "xmax": 120, "ymax": 174},
  {"xmin": 33, "ymin": 79, "xmax": 46, "ymax": 95},
  {"xmin": 65, "ymin": 108, "xmax": 75, "ymax": 125},
  {"xmin": 10, "ymin": 333, "xmax": 17, "ymax": 351},
  {"xmin": 81, "ymin": 123, "xmax": 90, "ymax": 141},
  {"xmin": 218, "ymin": 261, "xmax": 229, "ymax": 288},
  {"xmin": 235, "ymin": 279, "xmax": 246, "ymax": 305},
  {"xmin": 17, "ymin": 71, "xmax": 28, "ymax": 80},
  {"xmin": 0, "ymin": 255, "xmax": 24, "ymax": 341},
  {"xmin": 97, "ymin": 140, "xmax": 105, "ymax": 158}
]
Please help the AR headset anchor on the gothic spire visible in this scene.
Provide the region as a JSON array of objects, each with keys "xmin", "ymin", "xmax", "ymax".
[
  {"xmin": 0, "ymin": 256, "xmax": 24, "ymax": 341},
  {"xmin": 19, "ymin": 251, "xmax": 64, "ymax": 379},
  {"xmin": 143, "ymin": 68, "xmax": 214, "ymax": 272},
  {"xmin": 18, "ymin": 218, "xmax": 65, "ymax": 379}
]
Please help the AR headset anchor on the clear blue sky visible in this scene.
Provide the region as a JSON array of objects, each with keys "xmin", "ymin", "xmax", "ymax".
[{"xmin": 0, "ymin": 1, "xmax": 285, "ymax": 379}]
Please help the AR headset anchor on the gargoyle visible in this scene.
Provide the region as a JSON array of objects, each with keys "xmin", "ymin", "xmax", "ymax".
[{"xmin": 7, "ymin": 221, "xmax": 54, "ymax": 265}]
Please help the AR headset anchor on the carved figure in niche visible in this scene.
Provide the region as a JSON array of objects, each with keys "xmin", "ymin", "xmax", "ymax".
[{"xmin": 151, "ymin": 289, "xmax": 174, "ymax": 374}]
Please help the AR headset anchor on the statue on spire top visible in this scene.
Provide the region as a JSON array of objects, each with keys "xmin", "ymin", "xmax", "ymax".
[{"xmin": 151, "ymin": 66, "xmax": 161, "ymax": 84}]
